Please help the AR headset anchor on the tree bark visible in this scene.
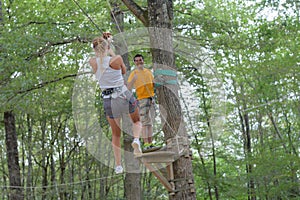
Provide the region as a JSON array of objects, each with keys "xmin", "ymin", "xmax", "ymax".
[
  {"xmin": 40, "ymin": 119, "xmax": 48, "ymax": 200},
  {"xmin": 2, "ymin": 4, "xmax": 23, "ymax": 199},
  {"xmin": 236, "ymin": 84, "xmax": 255, "ymax": 200},
  {"xmin": 26, "ymin": 115, "xmax": 33, "ymax": 199},
  {"xmin": 147, "ymin": 1, "xmax": 196, "ymax": 199},
  {"xmin": 120, "ymin": 0, "xmax": 149, "ymax": 26},
  {"xmin": 111, "ymin": 2, "xmax": 141, "ymax": 200},
  {"xmin": 0, "ymin": 0, "xmax": 2, "ymax": 25},
  {"xmin": 121, "ymin": 0, "xmax": 196, "ymax": 199},
  {"xmin": 201, "ymin": 83, "xmax": 219, "ymax": 199},
  {"xmin": 4, "ymin": 111, "xmax": 24, "ymax": 200}
]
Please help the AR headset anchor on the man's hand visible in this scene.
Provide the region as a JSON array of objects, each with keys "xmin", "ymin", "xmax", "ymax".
[
  {"xmin": 127, "ymin": 72, "xmax": 137, "ymax": 90},
  {"xmin": 132, "ymin": 72, "xmax": 138, "ymax": 83}
]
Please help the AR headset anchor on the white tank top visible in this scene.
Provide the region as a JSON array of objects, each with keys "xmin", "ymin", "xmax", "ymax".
[{"xmin": 95, "ymin": 56, "xmax": 124, "ymax": 89}]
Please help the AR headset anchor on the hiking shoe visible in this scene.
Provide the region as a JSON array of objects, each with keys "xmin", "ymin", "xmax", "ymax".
[
  {"xmin": 115, "ymin": 165, "xmax": 123, "ymax": 174},
  {"xmin": 142, "ymin": 143, "xmax": 162, "ymax": 153},
  {"xmin": 131, "ymin": 139, "xmax": 142, "ymax": 156},
  {"xmin": 143, "ymin": 143, "xmax": 153, "ymax": 150}
]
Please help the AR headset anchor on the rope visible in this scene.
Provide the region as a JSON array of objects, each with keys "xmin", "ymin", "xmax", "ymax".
[
  {"xmin": 154, "ymin": 69, "xmax": 178, "ymax": 87},
  {"xmin": 78, "ymin": 0, "xmax": 178, "ymax": 142},
  {"xmin": 155, "ymin": 80, "xmax": 178, "ymax": 87},
  {"xmin": 0, "ymin": 173, "xmax": 123, "ymax": 189},
  {"xmin": 106, "ymin": 1, "xmax": 128, "ymax": 51},
  {"xmin": 71, "ymin": 0, "xmax": 104, "ymax": 33},
  {"xmin": 153, "ymin": 69, "xmax": 177, "ymax": 77}
]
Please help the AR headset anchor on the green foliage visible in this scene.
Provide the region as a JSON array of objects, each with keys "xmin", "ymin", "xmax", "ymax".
[
  {"xmin": 1, "ymin": 0, "xmax": 300, "ymax": 199},
  {"xmin": 174, "ymin": 0, "xmax": 300, "ymax": 199}
]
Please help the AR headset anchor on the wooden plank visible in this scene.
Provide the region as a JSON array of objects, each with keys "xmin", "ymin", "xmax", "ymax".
[
  {"xmin": 136, "ymin": 151, "xmax": 175, "ymax": 163},
  {"xmin": 166, "ymin": 164, "xmax": 174, "ymax": 181},
  {"xmin": 166, "ymin": 163, "xmax": 175, "ymax": 194},
  {"xmin": 156, "ymin": 163, "xmax": 168, "ymax": 176},
  {"xmin": 137, "ymin": 151, "xmax": 176, "ymax": 193},
  {"xmin": 144, "ymin": 162, "xmax": 174, "ymax": 192}
]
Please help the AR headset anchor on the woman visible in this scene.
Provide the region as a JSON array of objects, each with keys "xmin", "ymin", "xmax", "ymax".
[{"xmin": 89, "ymin": 36, "xmax": 142, "ymax": 174}]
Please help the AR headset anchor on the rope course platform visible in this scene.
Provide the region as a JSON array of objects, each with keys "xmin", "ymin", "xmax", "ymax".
[
  {"xmin": 136, "ymin": 136, "xmax": 195, "ymax": 195},
  {"xmin": 136, "ymin": 150, "xmax": 176, "ymax": 194}
]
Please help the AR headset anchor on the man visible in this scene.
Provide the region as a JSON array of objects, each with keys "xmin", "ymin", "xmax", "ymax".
[{"xmin": 127, "ymin": 54, "xmax": 160, "ymax": 152}]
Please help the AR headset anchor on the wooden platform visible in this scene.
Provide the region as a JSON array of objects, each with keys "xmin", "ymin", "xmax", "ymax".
[
  {"xmin": 136, "ymin": 150, "xmax": 176, "ymax": 194},
  {"xmin": 135, "ymin": 137, "xmax": 195, "ymax": 195},
  {"xmin": 136, "ymin": 151, "xmax": 175, "ymax": 163}
]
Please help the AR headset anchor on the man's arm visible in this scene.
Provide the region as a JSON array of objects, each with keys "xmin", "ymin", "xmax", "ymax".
[{"xmin": 127, "ymin": 71, "xmax": 137, "ymax": 90}]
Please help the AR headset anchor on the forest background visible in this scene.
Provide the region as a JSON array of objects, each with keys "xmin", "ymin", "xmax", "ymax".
[{"xmin": 0, "ymin": 0, "xmax": 299, "ymax": 199}]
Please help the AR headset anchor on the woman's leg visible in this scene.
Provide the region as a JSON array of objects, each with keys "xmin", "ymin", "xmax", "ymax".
[
  {"xmin": 107, "ymin": 117, "xmax": 122, "ymax": 166},
  {"xmin": 129, "ymin": 108, "xmax": 142, "ymax": 155},
  {"xmin": 129, "ymin": 108, "xmax": 142, "ymax": 139}
]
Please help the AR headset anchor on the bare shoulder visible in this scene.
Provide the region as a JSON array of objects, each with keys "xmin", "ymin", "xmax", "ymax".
[
  {"xmin": 89, "ymin": 57, "xmax": 97, "ymax": 73},
  {"xmin": 109, "ymin": 55, "xmax": 123, "ymax": 68},
  {"xmin": 89, "ymin": 57, "xmax": 96, "ymax": 64},
  {"xmin": 110, "ymin": 55, "xmax": 123, "ymax": 63}
]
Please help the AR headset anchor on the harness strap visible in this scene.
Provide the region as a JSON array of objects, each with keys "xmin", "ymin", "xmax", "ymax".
[
  {"xmin": 101, "ymin": 86, "xmax": 123, "ymax": 97},
  {"xmin": 154, "ymin": 69, "xmax": 178, "ymax": 87},
  {"xmin": 154, "ymin": 69, "xmax": 177, "ymax": 77}
]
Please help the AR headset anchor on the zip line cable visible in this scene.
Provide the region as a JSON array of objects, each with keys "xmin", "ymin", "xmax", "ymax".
[
  {"xmin": 106, "ymin": 1, "xmax": 129, "ymax": 52},
  {"xmin": 71, "ymin": 0, "xmax": 128, "ymax": 58},
  {"xmin": 71, "ymin": 0, "xmax": 104, "ymax": 33},
  {"xmin": 0, "ymin": 2, "xmax": 131, "ymax": 192},
  {"xmin": 70, "ymin": 0, "xmax": 190, "ymax": 148}
]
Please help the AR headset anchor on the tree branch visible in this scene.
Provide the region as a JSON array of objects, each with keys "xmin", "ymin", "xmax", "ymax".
[
  {"xmin": 25, "ymin": 36, "xmax": 90, "ymax": 61},
  {"xmin": 15, "ymin": 21, "xmax": 76, "ymax": 29},
  {"xmin": 18, "ymin": 72, "xmax": 91, "ymax": 95},
  {"xmin": 7, "ymin": 71, "xmax": 91, "ymax": 102},
  {"xmin": 121, "ymin": 0, "xmax": 149, "ymax": 26}
]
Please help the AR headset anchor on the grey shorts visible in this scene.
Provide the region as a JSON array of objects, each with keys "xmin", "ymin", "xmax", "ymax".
[
  {"xmin": 103, "ymin": 90, "xmax": 138, "ymax": 119},
  {"xmin": 138, "ymin": 97, "xmax": 155, "ymax": 126}
]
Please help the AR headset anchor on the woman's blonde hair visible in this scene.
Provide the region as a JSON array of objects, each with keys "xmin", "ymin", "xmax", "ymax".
[{"xmin": 92, "ymin": 37, "xmax": 108, "ymax": 55}]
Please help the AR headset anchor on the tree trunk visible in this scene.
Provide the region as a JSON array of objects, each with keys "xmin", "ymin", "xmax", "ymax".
[
  {"xmin": 111, "ymin": 3, "xmax": 142, "ymax": 200},
  {"xmin": 26, "ymin": 114, "xmax": 34, "ymax": 199},
  {"xmin": 4, "ymin": 111, "xmax": 24, "ymax": 200},
  {"xmin": 1, "ymin": 145, "xmax": 8, "ymax": 199},
  {"xmin": 40, "ymin": 119, "xmax": 48, "ymax": 200},
  {"xmin": 201, "ymin": 87, "xmax": 219, "ymax": 199},
  {"xmin": 2, "ymin": 3, "xmax": 23, "ymax": 198},
  {"xmin": 147, "ymin": 1, "xmax": 196, "ymax": 199},
  {"xmin": 236, "ymin": 84, "xmax": 255, "ymax": 200},
  {"xmin": 0, "ymin": 0, "xmax": 2, "ymax": 24}
]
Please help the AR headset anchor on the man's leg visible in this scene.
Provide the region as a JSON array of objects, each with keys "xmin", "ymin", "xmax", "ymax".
[{"xmin": 142, "ymin": 125, "xmax": 153, "ymax": 144}]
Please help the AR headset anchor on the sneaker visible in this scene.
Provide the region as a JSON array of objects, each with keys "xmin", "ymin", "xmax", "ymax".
[
  {"xmin": 115, "ymin": 165, "xmax": 123, "ymax": 174},
  {"xmin": 131, "ymin": 139, "xmax": 142, "ymax": 156},
  {"xmin": 142, "ymin": 143, "xmax": 162, "ymax": 153},
  {"xmin": 143, "ymin": 143, "xmax": 153, "ymax": 150}
]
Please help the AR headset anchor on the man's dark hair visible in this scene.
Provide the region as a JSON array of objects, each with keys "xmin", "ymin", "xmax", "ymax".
[{"xmin": 133, "ymin": 54, "xmax": 144, "ymax": 61}]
